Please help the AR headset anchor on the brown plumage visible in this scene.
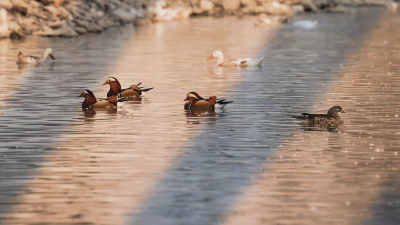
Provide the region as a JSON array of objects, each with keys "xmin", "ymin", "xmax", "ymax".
[
  {"xmin": 121, "ymin": 83, "xmax": 154, "ymax": 98},
  {"xmin": 79, "ymin": 90, "xmax": 126, "ymax": 110},
  {"xmin": 293, "ymin": 106, "xmax": 346, "ymax": 127},
  {"xmin": 185, "ymin": 92, "xmax": 233, "ymax": 109},
  {"xmin": 103, "ymin": 77, "xmax": 121, "ymax": 98}
]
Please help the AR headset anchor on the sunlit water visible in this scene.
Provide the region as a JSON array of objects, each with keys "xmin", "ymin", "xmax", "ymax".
[{"xmin": 0, "ymin": 7, "xmax": 399, "ymax": 225}]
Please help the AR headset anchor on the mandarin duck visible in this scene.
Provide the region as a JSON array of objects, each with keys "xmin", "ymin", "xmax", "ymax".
[
  {"xmin": 120, "ymin": 83, "xmax": 154, "ymax": 97},
  {"xmin": 293, "ymin": 106, "xmax": 346, "ymax": 127},
  {"xmin": 79, "ymin": 90, "xmax": 127, "ymax": 110},
  {"xmin": 185, "ymin": 92, "xmax": 233, "ymax": 109}
]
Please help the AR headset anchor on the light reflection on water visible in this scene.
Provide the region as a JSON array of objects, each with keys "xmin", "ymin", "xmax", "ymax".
[{"xmin": 0, "ymin": 8, "xmax": 399, "ymax": 225}]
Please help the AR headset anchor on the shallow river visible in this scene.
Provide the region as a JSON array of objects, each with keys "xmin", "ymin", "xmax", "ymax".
[{"xmin": 0, "ymin": 7, "xmax": 399, "ymax": 225}]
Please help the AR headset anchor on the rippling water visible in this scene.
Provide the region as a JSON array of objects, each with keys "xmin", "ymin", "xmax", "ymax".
[{"xmin": 0, "ymin": 7, "xmax": 399, "ymax": 225}]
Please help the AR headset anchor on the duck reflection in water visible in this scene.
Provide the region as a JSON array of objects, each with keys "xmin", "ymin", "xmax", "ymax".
[{"xmin": 17, "ymin": 62, "xmax": 54, "ymax": 71}]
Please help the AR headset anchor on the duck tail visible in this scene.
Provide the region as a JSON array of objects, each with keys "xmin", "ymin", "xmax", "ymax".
[
  {"xmin": 139, "ymin": 87, "xmax": 154, "ymax": 92},
  {"xmin": 257, "ymin": 57, "xmax": 264, "ymax": 65},
  {"xmin": 216, "ymin": 99, "xmax": 233, "ymax": 108}
]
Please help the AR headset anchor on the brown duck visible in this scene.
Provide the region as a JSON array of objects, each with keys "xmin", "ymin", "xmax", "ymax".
[
  {"xmin": 103, "ymin": 77, "xmax": 153, "ymax": 99},
  {"xmin": 79, "ymin": 90, "xmax": 127, "ymax": 110},
  {"xmin": 293, "ymin": 106, "xmax": 346, "ymax": 126},
  {"xmin": 185, "ymin": 92, "xmax": 233, "ymax": 109},
  {"xmin": 120, "ymin": 83, "xmax": 154, "ymax": 98},
  {"xmin": 184, "ymin": 94, "xmax": 217, "ymax": 112}
]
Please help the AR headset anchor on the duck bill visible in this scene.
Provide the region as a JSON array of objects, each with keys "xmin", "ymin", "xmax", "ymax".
[
  {"xmin": 78, "ymin": 93, "xmax": 84, "ymax": 97},
  {"xmin": 103, "ymin": 82, "xmax": 108, "ymax": 85},
  {"xmin": 49, "ymin": 53, "xmax": 55, "ymax": 60},
  {"xmin": 341, "ymin": 110, "xmax": 346, "ymax": 113},
  {"xmin": 207, "ymin": 55, "xmax": 214, "ymax": 61},
  {"xmin": 184, "ymin": 97, "xmax": 189, "ymax": 101}
]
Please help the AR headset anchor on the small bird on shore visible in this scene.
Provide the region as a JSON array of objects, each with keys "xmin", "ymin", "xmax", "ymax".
[
  {"xmin": 293, "ymin": 106, "xmax": 346, "ymax": 127},
  {"xmin": 79, "ymin": 90, "xmax": 127, "ymax": 110},
  {"xmin": 207, "ymin": 50, "xmax": 263, "ymax": 67},
  {"xmin": 17, "ymin": 48, "xmax": 55, "ymax": 64}
]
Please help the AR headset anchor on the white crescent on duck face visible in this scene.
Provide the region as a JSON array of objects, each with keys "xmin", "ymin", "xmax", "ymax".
[
  {"xmin": 103, "ymin": 77, "xmax": 122, "ymax": 98},
  {"xmin": 208, "ymin": 50, "xmax": 264, "ymax": 67},
  {"xmin": 17, "ymin": 48, "xmax": 55, "ymax": 64}
]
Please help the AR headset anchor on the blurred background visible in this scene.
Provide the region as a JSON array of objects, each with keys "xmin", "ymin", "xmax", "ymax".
[{"xmin": 0, "ymin": 0, "xmax": 399, "ymax": 224}]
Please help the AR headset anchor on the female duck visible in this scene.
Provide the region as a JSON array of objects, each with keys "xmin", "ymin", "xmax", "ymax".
[
  {"xmin": 17, "ymin": 48, "xmax": 55, "ymax": 64},
  {"xmin": 79, "ymin": 90, "xmax": 127, "ymax": 110},
  {"xmin": 207, "ymin": 50, "xmax": 263, "ymax": 67},
  {"xmin": 293, "ymin": 106, "xmax": 346, "ymax": 127}
]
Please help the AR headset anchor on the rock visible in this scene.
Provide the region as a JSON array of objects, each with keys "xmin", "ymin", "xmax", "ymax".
[
  {"xmin": 74, "ymin": 18, "xmax": 90, "ymax": 29},
  {"xmin": 12, "ymin": 0, "xmax": 28, "ymax": 15},
  {"xmin": 222, "ymin": 0, "xmax": 240, "ymax": 12},
  {"xmin": 254, "ymin": 5, "xmax": 268, "ymax": 13},
  {"xmin": 73, "ymin": 26, "xmax": 87, "ymax": 34},
  {"xmin": 111, "ymin": 8, "xmax": 136, "ymax": 23},
  {"xmin": 85, "ymin": 22, "xmax": 102, "ymax": 33},
  {"xmin": 200, "ymin": 0, "xmax": 214, "ymax": 11},
  {"xmin": 35, "ymin": 20, "xmax": 78, "ymax": 37},
  {"xmin": 47, "ymin": 20, "xmax": 63, "ymax": 29},
  {"xmin": 29, "ymin": 0, "xmax": 42, "ymax": 8},
  {"xmin": 18, "ymin": 16, "xmax": 41, "ymax": 34},
  {"xmin": 44, "ymin": 5, "xmax": 60, "ymax": 17},
  {"xmin": 300, "ymin": 0, "xmax": 318, "ymax": 11},
  {"xmin": 8, "ymin": 21, "xmax": 24, "ymax": 39},
  {"xmin": 0, "ymin": 0, "xmax": 13, "ymax": 10},
  {"xmin": 264, "ymin": 1, "xmax": 291, "ymax": 15},
  {"xmin": 326, "ymin": 5, "xmax": 346, "ymax": 13},
  {"xmin": 58, "ymin": 6, "xmax": 70, "ymax": 18},
  {"xmin": 292, "ymin": 4, "xmax": 305, "ymax": 13},
  {"xmin": 0, "ymin": 9, "xmax": 9, "ymax": 38},
  {"xmin": 241, "ymin": 0, "xmax": 256, "ymax": 7},
  {"xmin": 134, "ymin": 17, "xmax": 151, "ymax": 26}
]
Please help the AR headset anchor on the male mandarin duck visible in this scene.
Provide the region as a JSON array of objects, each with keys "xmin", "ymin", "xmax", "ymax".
[
  {"xmin": 293, "ymin": 106, "xmax": 346, "ymax": 127},
  {"xmin": 79, "ymin": 90, "xmax": 127, "ymax": 110},
  {"xmin": 207, "ymin": 50, "xmax": 264, "ymax": 67},
  {"xmin": 17, "ymin": 48, "xmax": 55, "ymax": 64},
  {"xmin": 120, "ymin": 83, "xmax": 154, "ymax": 97},
  {"xmin": 185, "ymin": 92, "xmax": 233, "ymax": 109},
  {"xmin": 184, "ymin": 92, "xmax": 233, "ymax": 113},
  {"xmin": 103, "ymin": 77, "xmax": 153, "ymax": 98}
]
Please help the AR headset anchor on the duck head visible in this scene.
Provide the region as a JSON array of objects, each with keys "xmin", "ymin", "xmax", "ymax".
[
  {"xmin": 129, "ymin": 84, "xmax": 140, "ymax": 90},
  {"xmin": 327, "ymin": 106, "xmax": 345, "ymax": 118},
  {"xmin": 103, "ymin": 77, "xmax": 121, "ymax": 97},
  {"xmin": 79, "ymin": 90, "xmax": 97, "ymax": 109},
  {"xmin": 43, "ymin": 48, "xmax": 55, "ymax": 61},
  {"xmin": 207, "ymin": 51, "xmax": 224, "ymax": 66},
  {"xmin": 79, "ymin": 90, "xmax": 96, "ymax": 100}
]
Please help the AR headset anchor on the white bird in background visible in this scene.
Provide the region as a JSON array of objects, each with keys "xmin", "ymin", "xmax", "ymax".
[
  {"xmin": 17, "ymin": 48, "xmax": 55, "ymax": 64},
  {"xmin": 293, "ymin": 20, "xmax": 318, "ymax": 29},
  {"xmin": 207, "ymin": 51, "xmax": 264, "ymax": 67}
]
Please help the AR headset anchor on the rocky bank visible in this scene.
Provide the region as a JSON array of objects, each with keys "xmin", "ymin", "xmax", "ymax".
[{"xmin": 0, "ymin": 0, "xmax": 396, "ymax": 39}]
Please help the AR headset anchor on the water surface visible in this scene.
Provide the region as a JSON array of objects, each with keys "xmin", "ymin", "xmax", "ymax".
[{"xmin": 0, "ymin": 7, "xmax": 399, "ymax": 225}]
